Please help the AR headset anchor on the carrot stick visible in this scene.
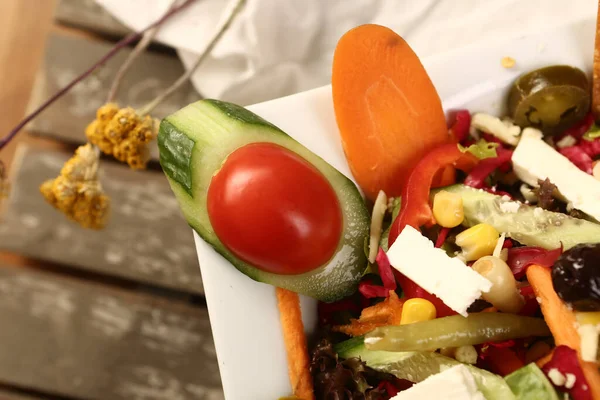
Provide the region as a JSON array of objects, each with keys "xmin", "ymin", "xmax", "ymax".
[
  {"xmin": 276, "ymin": 287, "xmax": 315, "ymax": 400},
  {"xmin": 527, "ymin": 265, "xmax": 600, "ymax": 398},
  {"xmin": 592, "ymin": 0, "xmax": 600, "ymax": 119},
  {"xmin": 332, "ymin": 24, "xmax": 449, "ymax": 201}
]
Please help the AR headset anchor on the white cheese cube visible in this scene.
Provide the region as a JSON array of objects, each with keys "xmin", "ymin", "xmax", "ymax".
[
  {"xmin": 512, "ymin": 128, "xmax": 600, "ymax": 221},
  {"xmin": 386, "ymin": 226, "xmax": 492, "ymax": 316},
  {"xmin": 391, "ymin": 364, "xmax": 485, "ymax": 400}
]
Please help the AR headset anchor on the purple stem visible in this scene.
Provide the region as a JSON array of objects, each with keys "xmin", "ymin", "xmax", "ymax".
[{"xmin": 0, "ymin": 0, "xmax": 198, "ymax": 151}]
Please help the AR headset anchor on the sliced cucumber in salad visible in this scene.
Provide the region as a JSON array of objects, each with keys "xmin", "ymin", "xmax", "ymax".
[
  {"xmin": 335, "ymin": 338, "xmax": 516, "ymax": 400},
  {"xmin": 435, "ymin": 184, "xmax": 600, "ymax": 250}
]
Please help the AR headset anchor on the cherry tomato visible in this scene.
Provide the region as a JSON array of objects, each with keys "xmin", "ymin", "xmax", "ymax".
[{"xmin": 207, "ymin": 142, "xmax": 342, "ymax": 275}]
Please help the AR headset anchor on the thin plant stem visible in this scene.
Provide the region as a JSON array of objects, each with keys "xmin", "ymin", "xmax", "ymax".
[
  {"xmin": 0, "ymin": 0, "xmax": 198, "ymax": 152},
  {"xmin": 107, "ymin": 0, "xmax": 179, "ymax": 102},
  {"xmin": 138, "ymin": 0, "xmax": 246, "ymax": 115}
]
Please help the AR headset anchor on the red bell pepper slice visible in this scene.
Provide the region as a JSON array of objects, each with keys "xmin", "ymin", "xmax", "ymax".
[
  {"xmin": 447, "ymin": 110, "xmax": 471, "ymax": 143},
  {"xmin": 435, "ymin": 227, "xmax": 450, "ymax": 248},
  {"xmin": 388, "ymin": 143, "xmax": 478, "ymax": 245},
  {"xmin": 386, "ymin": 144, "xmax": 477, "ymax": 317},
  {"xmin": 464, "ymin": 147, "xmax": 513, "ymax": 188},
  {"xmin": 507, "ymin": 246, "xmax": 563, "ymax": 279}
]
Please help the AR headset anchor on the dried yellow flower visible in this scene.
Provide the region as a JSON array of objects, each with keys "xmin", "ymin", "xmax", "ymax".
[
  {"xmin": 40, "ymin": 144, "xmax": 110, "ymax": 229},
  {"xmin": 85, "ymin": 103, "xmax": 157, "ymax": 169}
]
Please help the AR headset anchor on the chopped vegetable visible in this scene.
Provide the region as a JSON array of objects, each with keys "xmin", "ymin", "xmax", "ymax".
[
  {"xmin": 580, "ymin": 137, "xmax": 600, "ymax": 158},
  {"xmin": 364, "ymin": 313, "xmax": 550, "ymax": 352},
  {"xmin": 399, "ymin": 298, "xmax": 436, "ymax": 325},
  {"xmin": 388, "ymin": 144, "xmax": 478, "ymax": 245},
  {"xmin": 333, "ymin": 291, "xmax": 404, "ymax": 337},
  {"xmin": 472, "ymin": 256, "xmax": 524, "ymax": 313},
  {"xmin": 432, "ymin": 190, "xmax": 464, "ymax": 228},
  {"xmin": 434, "ymin": 227, "xmax": 450, "ymax": 248},
  {"xmin": 506, "ymin": 246, "xmax": 563, "ymax": 279},
  {"xmin": 359, "ymin": 280, "xmax": 392, "ymax": 299},
  {"xmin": 560, "ymin": 146, "xmax": 594, "ymax": 174},
  {"xmin": 504, "ymin": 363, "xmax": 560, "ymax": 400},
  {"xmin": 448, "ymin": 110, "xmax": 471, "ymax": 142},
  {"xmin": 582, "ymin": 123, "xmax": 600, "ymax": 140},
  {"xmin": 508, "ymin": 65, "xmax": 590, "ymax": 136},
  {"xmin": 526, "ymin": 265, "xmax": 600, "ymax": 398},
  {"xmin": 331, "ymin": 24, "xmax": 449, "ymax": 201},
  {"xmin": 558, "ymin": 112, "xmax": 595, "ymax": 141},
  {"xmin": 369, "ymin": 191, "xmax": 388, "ymax": 263},
  {"xmin": 276, "ymin": 288, "xmax": 315, "ymax": 400},
  {"xmin": 464, "ymin": 147, "xmax": 513, "ymax": 189},
  {"xmin": 459, "ymin": 139, "xmax": 499, "ymax": 159},
  {"xmin": 376, "ymin": 248, "xmax": 396, "ymax": 292},
  {"xmin": 310, "ymin": 335, "xmax": 410, "ymax": 399},
  {"xmin": 541, "ymin": 345, "xmax": 592, "ymax": 400},
  {"xmin": 455, "ymin": 223, "xmax": 500, "ymax": 261},
  {"xmin": 485, "ymin": 346, "xmax": 524, "ymax": 376}
]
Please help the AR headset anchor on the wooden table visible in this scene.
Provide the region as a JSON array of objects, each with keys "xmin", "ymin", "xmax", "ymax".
[{"xmin": 0, "ymin": 1, "xmax": 222, "ymax": 399}]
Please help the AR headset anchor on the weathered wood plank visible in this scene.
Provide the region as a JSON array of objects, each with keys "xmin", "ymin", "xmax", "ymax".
[
  {"xmin": 0, "ymin": 145, "xmax": 203, "ymax": 295},
  {"xmin": 55, "ymin": 0, "xmax": 130, "ymax": 37},
  {"xmin": 27, "ymin": 32, "xmax": 200, "ymax": 160},
  {"xmin": 0, "ymin": 263, "xmax": 222, "ymax": 400},
  {"xmin": 0, "ymin": 388, "xmax": 48, "ymax": 400}
]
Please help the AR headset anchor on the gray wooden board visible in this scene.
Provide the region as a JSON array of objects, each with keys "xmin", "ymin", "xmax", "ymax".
[
  {"xmin": 0, "ymin": 263, "xmax": 222, "ymax": 400},
  {"xmin": 56, "ymin": 0, "xmax": 130, "ymax": 36},
  {"xmin": 0, "ymin": 388, "xmax": 48, "ymax": 400},
  {"xmin": 27, "ymin": 33, "xmax": 200, "ymax": 160},
  {"xmin": 0, "ymin": 145, "xmax": 204, "ymax": 295}
]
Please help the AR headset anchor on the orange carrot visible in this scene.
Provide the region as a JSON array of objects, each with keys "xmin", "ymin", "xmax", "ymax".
[
  {"xmin": 527, "ymin": 265, "xmax": 600, "ymax": 398},
  {"xmin": 333, "ymin": 291, "xmax": 404, "ymax": 336},
  {"xmin": 332, "ymin": 24, "xmax": 449, "ymax": 201},
  {"xmin": 276, "ymin": 287, "xmax": 314, "ymax": 400}
]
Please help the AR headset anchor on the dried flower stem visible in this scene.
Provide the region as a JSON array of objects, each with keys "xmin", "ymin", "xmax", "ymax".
[
  {"xmin": 0, "ymin": 0, "xmax": 198, "ymax": 152},
  {"xmin": 138, "ymin": 0, "xmax": 246, "ymax": 115},
  {"xmin": 107, "ymin": 0, "xmax": 179, "ymax": 102}
]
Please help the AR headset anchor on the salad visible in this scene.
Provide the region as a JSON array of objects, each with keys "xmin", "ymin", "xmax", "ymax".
[{"xmin": 158, "ymin": 24, "xmax": 600, "ymax": 400}]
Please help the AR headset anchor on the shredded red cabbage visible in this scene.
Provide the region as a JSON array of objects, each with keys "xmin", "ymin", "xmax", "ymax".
[
  {"xmin": 506, "ymin": 246, "xmax": 563, "ymax": 279},
  {"xmin": 541, "ymin": 345, "xmax": 592, "ymax": 400},
  {"xmin": 560, "ymin": 146, "xmax": 594, "ymax": 174},
  {"xmin": 464, "ymin": 148, "xmax": 513, "ymax": 188},
  {"xmin": 580, "ymin": 138, "xmax": 600, "ymax": 158},
  {"xmin": 502, "ymin": 238, "xmax": 514, "ymax": 249},
  {"xmin": 435, "ymin": 227, "xmax": 450, "ymax": 248},
  {"xmin": 358, "ymin": 280, "xmax": 390, "ymax": 299},
  {"xmin": 448, "ymin": 110, "xmax": 471, "ymax": 143},
  {"xmin": 318, "ymin": 298, "xmax": 361, "ymax": 326},
  {"xmin": 557, "ymin": 112, "xmax": 595, "ymax": 141},
  {"xmin": 376, "ymin": 248, "xmax": 397, "ymax": 291}
]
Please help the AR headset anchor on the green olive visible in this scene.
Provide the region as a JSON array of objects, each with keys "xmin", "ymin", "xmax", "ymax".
[{"xmin": 508, "ymin": 65, "xmax": 590, "ymax": 136}]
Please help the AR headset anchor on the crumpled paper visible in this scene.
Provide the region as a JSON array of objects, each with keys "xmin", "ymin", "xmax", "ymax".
[{"xmin": 97, "ymin": 0, "xmax": 596, "ymax": 106}]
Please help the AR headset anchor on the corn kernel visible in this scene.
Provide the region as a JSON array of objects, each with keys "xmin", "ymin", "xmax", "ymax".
[
  {"xmin": 400, "ymin": 298, "xmax": 436, "ymax": 325},
  {"xmin": 432, "ymin": 190, "xmax": 464, "ymax": 228},
  {"xmin": 455, "ymin": 223, "xmax": 499, "ymax": 261}
]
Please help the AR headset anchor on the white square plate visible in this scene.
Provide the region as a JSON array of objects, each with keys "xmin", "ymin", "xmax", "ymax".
[{"xmin": 194, "ymin": 17, "xmax": 595, "ymax": 400}]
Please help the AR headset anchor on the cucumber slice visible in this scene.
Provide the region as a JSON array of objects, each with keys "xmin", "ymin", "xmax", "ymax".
[
  {"xmin": 504, "ymin": 363, "xmax": 560, "ymax": 400},
  {"xmin": 158, "ymin": 99, "xmax": 370, "ymax": 301},
  {"xmin": 336, "ymin": 339, "xmax": 515, "ymax": 400},
  {"xmin": 437, "ymin": 185, "xmax": 600, "ymax": 250}
]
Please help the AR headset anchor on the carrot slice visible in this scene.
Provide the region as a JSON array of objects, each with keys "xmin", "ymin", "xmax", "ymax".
[
  {"xmin": 527, "ymin": 265, "xmax": 600, "ymax": 398},
  {"xmin": 332, "ymin": 24, "xmax": 449, "ymax": 201},
  {"xmin": 276, "ymin": 287, "xmax": 315, "ymax": 400},
  {"xmin": 333, "ymin": 291, "xmax": 404, "ymax": 336}
]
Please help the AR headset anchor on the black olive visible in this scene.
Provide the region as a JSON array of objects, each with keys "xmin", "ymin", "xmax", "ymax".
[{"xmin": 552, "ymin": 243, "xmax": 600, "ymax": 311}]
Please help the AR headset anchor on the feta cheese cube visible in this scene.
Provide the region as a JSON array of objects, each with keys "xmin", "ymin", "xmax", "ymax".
[
  {"xmin": 391, "ymin": 365, "xmax": 485, "ymax": 400},
  {"xmin": 387, "ymin": 226, "xmax": 492, "ymax": 316},
  {"xmin": 512, "ymin": 128, "xmax": 600, "ymax": 221}
]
